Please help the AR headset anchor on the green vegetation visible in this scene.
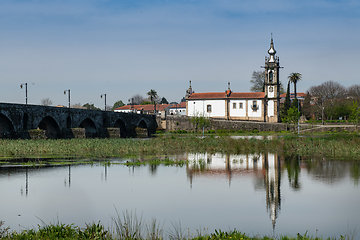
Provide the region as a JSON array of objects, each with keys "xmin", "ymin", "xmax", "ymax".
[
  {"xmin": 189, "ymin": 112, "xmax": 211, "ymax": 132},
  {"xmin": 121, "ymin": 158, "xmax": 187, "ymax": 167},
  {"xmin": 0, "ymin": 219, "xmax": 357, "ymax": 240},
  {"xmin": 1, "ymin": 134, "xmax": 360, "ymax": 161}
]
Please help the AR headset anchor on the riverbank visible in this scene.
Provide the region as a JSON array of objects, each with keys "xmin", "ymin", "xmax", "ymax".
[
  {"xmin": 0, "ymin": 220, "xmax": 356, "ymax": 240},
  {"xmin": 0, "ymin": 133, "xmax": 360, "ymax": 160}
]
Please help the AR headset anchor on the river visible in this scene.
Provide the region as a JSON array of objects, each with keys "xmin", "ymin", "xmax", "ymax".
[{"xmin": 0, "ymin": 153, "xmax": 359, "ymax": 238}]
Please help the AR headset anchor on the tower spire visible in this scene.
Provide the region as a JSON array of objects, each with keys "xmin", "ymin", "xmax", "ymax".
[{"xmin": 268, "ymin": 34, "xmax": 276, "ymax": 62}]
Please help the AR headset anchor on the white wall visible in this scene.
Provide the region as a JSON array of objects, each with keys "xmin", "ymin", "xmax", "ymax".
[
  {"xmin": 247, "ymin": 100, "xmax": 262, "ymax": 118},
  {"xmin": 229, "ymin": 100, "xmax": 247, "ymax": 117},
  {"xmin": 170, "ymin": 108, "xmax": 186, "ymax": 115},
  {"xmin": 187, "ymin": 100, "xmax": 225, "ymax": 118},
  {"xmin": 268, "ymin": 86, "xmax": 275, "ymax": 98},
  {"xmin": 267, "ymin": 100, "xmax": 274, "ymax": 117}
]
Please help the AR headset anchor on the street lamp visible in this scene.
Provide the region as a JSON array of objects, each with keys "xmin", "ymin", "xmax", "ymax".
[
  {"xmin": 101, "ymin": 94, "xmax": 107, "ymax": 111},
  {"xmin": 20, "ymin": 83, "xmax": 34, "ymax": 105},
  {"xmin": 64, "ymin": 89, "xmax": 70, "ymax": 108},
  {"xmin": 20, "ymin": 83, "xmax": 28, "ymax": 105}
]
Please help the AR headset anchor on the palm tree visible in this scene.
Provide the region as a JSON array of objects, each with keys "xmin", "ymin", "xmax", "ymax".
[
  {"xmin": 147, "ymin": 89, "xmax": 158, "ymax": 113},
  {"xmin": 147, "ymin": 89, "xmax": 158, "ymax": 104},
  {"xmin": 288, "ymin": 72, "xmax": 302, "ymax": 99}
]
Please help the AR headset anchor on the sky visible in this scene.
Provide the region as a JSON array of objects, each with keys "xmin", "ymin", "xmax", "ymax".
[{"xmin": 0, "ymin": 0, "xmax": 359, "ymax": 109}]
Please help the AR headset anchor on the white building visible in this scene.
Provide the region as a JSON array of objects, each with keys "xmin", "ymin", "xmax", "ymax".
[
  {"xmin": 169, "ymin": 102, "xmax": 186, "ymax": 115},
  {"xmin": 185, "ymin": 38, "xmax": 281, "ymax": 123}
]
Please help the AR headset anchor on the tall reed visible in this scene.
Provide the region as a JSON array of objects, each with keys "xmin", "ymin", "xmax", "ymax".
[{"xmin": 1, "ymin": 134, "xmax": 360, "ymax": 160}]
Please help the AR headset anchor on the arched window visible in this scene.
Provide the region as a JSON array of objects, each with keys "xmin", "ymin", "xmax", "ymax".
[{"xmin": 269, "ymin": 71, "xmax": 273, "ymax": 82}]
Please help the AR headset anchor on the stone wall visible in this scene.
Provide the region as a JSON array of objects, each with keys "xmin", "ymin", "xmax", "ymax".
[{"xmin": 157, "ymin": 115, "xmax": 288, "ymax": 132}]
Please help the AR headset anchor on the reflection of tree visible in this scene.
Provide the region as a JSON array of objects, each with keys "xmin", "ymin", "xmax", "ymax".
[
  {"xmin": 350, "ymin": 162, "xmax": 360, "ymax": 186},
  {"xmin": 305, "ymin": 159, "xmax": 347, "ymax": 185},
  {"xmin": 149, "ymin": 164, "xmax": 157, "ymax": 175},
  {"xmin": 284, "ymin": 154, "xmax": 301, "ymax": 191}
]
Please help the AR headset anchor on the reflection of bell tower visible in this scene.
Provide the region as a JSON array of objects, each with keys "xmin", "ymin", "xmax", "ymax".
[
  {"xmin": 264, "ymin": 153, "xmax": 281, "ymax": 234},
  {"xmin": 263, "ymin": 35, "xmax": 281, "ymax": 123}
]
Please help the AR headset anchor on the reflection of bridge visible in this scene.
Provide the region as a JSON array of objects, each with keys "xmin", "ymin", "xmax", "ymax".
[{"xmin": 0, "ymin": 102, "xmax": 157, "ymax": 139}]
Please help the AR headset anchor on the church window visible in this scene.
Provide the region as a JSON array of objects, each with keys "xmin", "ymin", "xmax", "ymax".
[
  {"xmin": 252, "ymin": 101, "xmax": 258, "ymax": 111},
  {"xmin": 239, "ymin": 103, "xmax": 243, "ymax": 109},
  {"xmin": 207, "ymin": 105, "xmax": 212, "ymax": 113},
  {"xmin": 233, "ymin": 103, "xmax": 236, "ymax": 109},
  {"xmin": 269, "ymin": 71, "xmax": 273, "ymax": 83}
]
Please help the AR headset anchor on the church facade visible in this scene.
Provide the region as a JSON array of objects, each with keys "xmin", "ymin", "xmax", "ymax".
[{"xmin": 186, "ymin": 38, "xmax": 281, "ymax": 123}]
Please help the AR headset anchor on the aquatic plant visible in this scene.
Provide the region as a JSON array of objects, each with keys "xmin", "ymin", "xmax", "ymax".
[{"xmin": 1, "ymin": 134, "xmax": 360, "ymax": 161}]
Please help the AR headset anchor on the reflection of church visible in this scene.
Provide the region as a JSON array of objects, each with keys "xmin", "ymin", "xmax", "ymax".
[{"xmin": 186, "ymin": 151, "xmax": 281, "ymax": 231}]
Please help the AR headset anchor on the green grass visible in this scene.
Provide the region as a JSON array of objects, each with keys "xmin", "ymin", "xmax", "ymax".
[
  {"xmin": 0, "ymin": 219, "xmax": 357, "ymax": 240},
  {"xmin": 1, "ymin": 133, "xmax": 360, "ymax": 161}
]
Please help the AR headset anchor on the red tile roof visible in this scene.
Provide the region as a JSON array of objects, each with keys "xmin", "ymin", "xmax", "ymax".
[
  {"xmin": 188, "ymin": 91, "xmax": 265, "ymax": 100},
  {"xmin": 169, "ymin": 102, "xmax": 186, "ymax": 109},
  {"xmin": 280, "ymin": 92, "xmax": 306, "ymax": 98},
  {"xmin": 114, "ymin": 104, "xmax": 172, "ymax": 111}
]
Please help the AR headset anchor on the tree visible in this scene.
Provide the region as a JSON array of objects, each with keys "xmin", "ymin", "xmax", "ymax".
[
  {"xmin": 160, "ymin": 97, "xmax": 169, "ymax": 104},
  {"xmin": 147, "ymin": 89, "xmax": 158, "ymax": 105},
  {"xmin": 130, "ymin": 94, "xmax": 145, "ymax": 105},
  {"xmin": 250, "ymin": 70, "xmax": 265, "ymax": 92},
  {"xmin": 83, "ymin": 103, "xmax": 101, "ymax": 110},
  {"xmin": 141, "ymin": 101, "xmax": 151, "ymax": 105},
  {"xmin": 309, "ymin": 80, "xmax": 346, "ymax": 120},
  {"xmin": 40, "ymin": 98, "xmax": 52, "ymax": 106},
  {"xmin": 302, "ymin": 91, "xmax": 312, "ymax": 120},
  {"xmin": 349, "ymin": 101, "xmax": 360, "ymax": 129},
  {"xmin": 288, "ymin": 72, "xmax": 302, "ymax": 99},
  {"xmin": 189, "ymin": 112, "xmax": 211, "ymax": 132},
  {"xmin": 283, "ymin": 106, "xmax": 301, "ymax": 132},
  {"xmin": 280, "ymin": 81, "xmax": 291, "ymax": 121},
  {"xmin": 112, "ymin": 100, "xmax": 125, "ymax": 111},
  {"xmin": 348, "ymin": 84, "xmax": 360, "ymax": 102}
]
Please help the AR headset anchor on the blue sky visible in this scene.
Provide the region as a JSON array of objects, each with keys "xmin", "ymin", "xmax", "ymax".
[{"xmin": 0, "ymin": 0, "xmax": 359, "ymax": 108}]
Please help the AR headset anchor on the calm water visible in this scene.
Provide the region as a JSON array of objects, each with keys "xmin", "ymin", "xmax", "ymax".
[{"xmin": 0, "ymin": 153, "xmax": 359, "ymax": 238}]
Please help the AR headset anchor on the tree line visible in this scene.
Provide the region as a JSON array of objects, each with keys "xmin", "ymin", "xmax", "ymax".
[{"xmin": 251, "ymin": 70, "xmax": 360, "ymax": 125}]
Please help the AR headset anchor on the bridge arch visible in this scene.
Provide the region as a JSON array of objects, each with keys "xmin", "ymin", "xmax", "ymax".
[
  {"xmin": 23, "ymin": 113, "xmax": 29, "ymax": 130},
  {"xmin": 79, "ymin": 118, "xmax": 98, "ymax": 138},
  {"xmin": 66, "ymin": 116, "xmax": 72, "ymax": 128},
  {"xmin": 114, "ymin": 119, "xmax": 127, "ymax": 138},
  {"xmin": 0, "ymin": 113, "xmax": 15, "ymax": 138},
  {"xmin": 136, "ymin": 119, "xmax": 149, "ymax": 137},
  {"xmin": 38, "ymin": 116, "xmax": 61, "ymax": 139}
]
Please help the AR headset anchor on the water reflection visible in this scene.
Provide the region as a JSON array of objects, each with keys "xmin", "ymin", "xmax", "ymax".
[
  {"xmin": 186, "ymin": 153, "xmax": 282, "ymax": 233},
  {"xmin": 0, "ymin": 154, "xmax": 359, "ymax": 238}
]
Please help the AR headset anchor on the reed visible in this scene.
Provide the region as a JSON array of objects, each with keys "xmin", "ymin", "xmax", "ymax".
[
  {"xmin": 0, "ymin": 218, "xmax": 357, "ymax": 240},
  {"xmin": 0, "ymin": 134, "xmax": 360, "ymax": 161}
]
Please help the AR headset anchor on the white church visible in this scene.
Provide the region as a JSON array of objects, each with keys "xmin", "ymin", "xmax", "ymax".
[{"xmin": 186, "ymin": 38, "xmax": 281, "ymax": 123}]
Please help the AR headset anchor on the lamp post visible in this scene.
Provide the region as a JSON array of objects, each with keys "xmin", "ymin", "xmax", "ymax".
[
  {"xmin": 20, "ymin": 83, "xmax": 28, "ymax": 105},
  {"xmin": 64, "ymin": 89, "xmax": 70, "ymax": 108},
  {"xmin": 101, "ymin": 94, "xmax": 107, "ymax": 111}
]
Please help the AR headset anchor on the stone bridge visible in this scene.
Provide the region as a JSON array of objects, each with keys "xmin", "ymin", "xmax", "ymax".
[{"xmin": 0, "ymin": 103, "xmax": 158, "ymax": 139}]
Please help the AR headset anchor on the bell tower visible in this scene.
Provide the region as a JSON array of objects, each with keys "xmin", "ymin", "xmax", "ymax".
[{"xmin": 263, "ymin": 35, "xmax": 281, "ymax": 123}]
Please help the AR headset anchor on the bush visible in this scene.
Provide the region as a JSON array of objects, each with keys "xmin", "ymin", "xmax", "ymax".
[{"xmin": 216, "ymin": 129, "xmax": 228, "ymax": 133}]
